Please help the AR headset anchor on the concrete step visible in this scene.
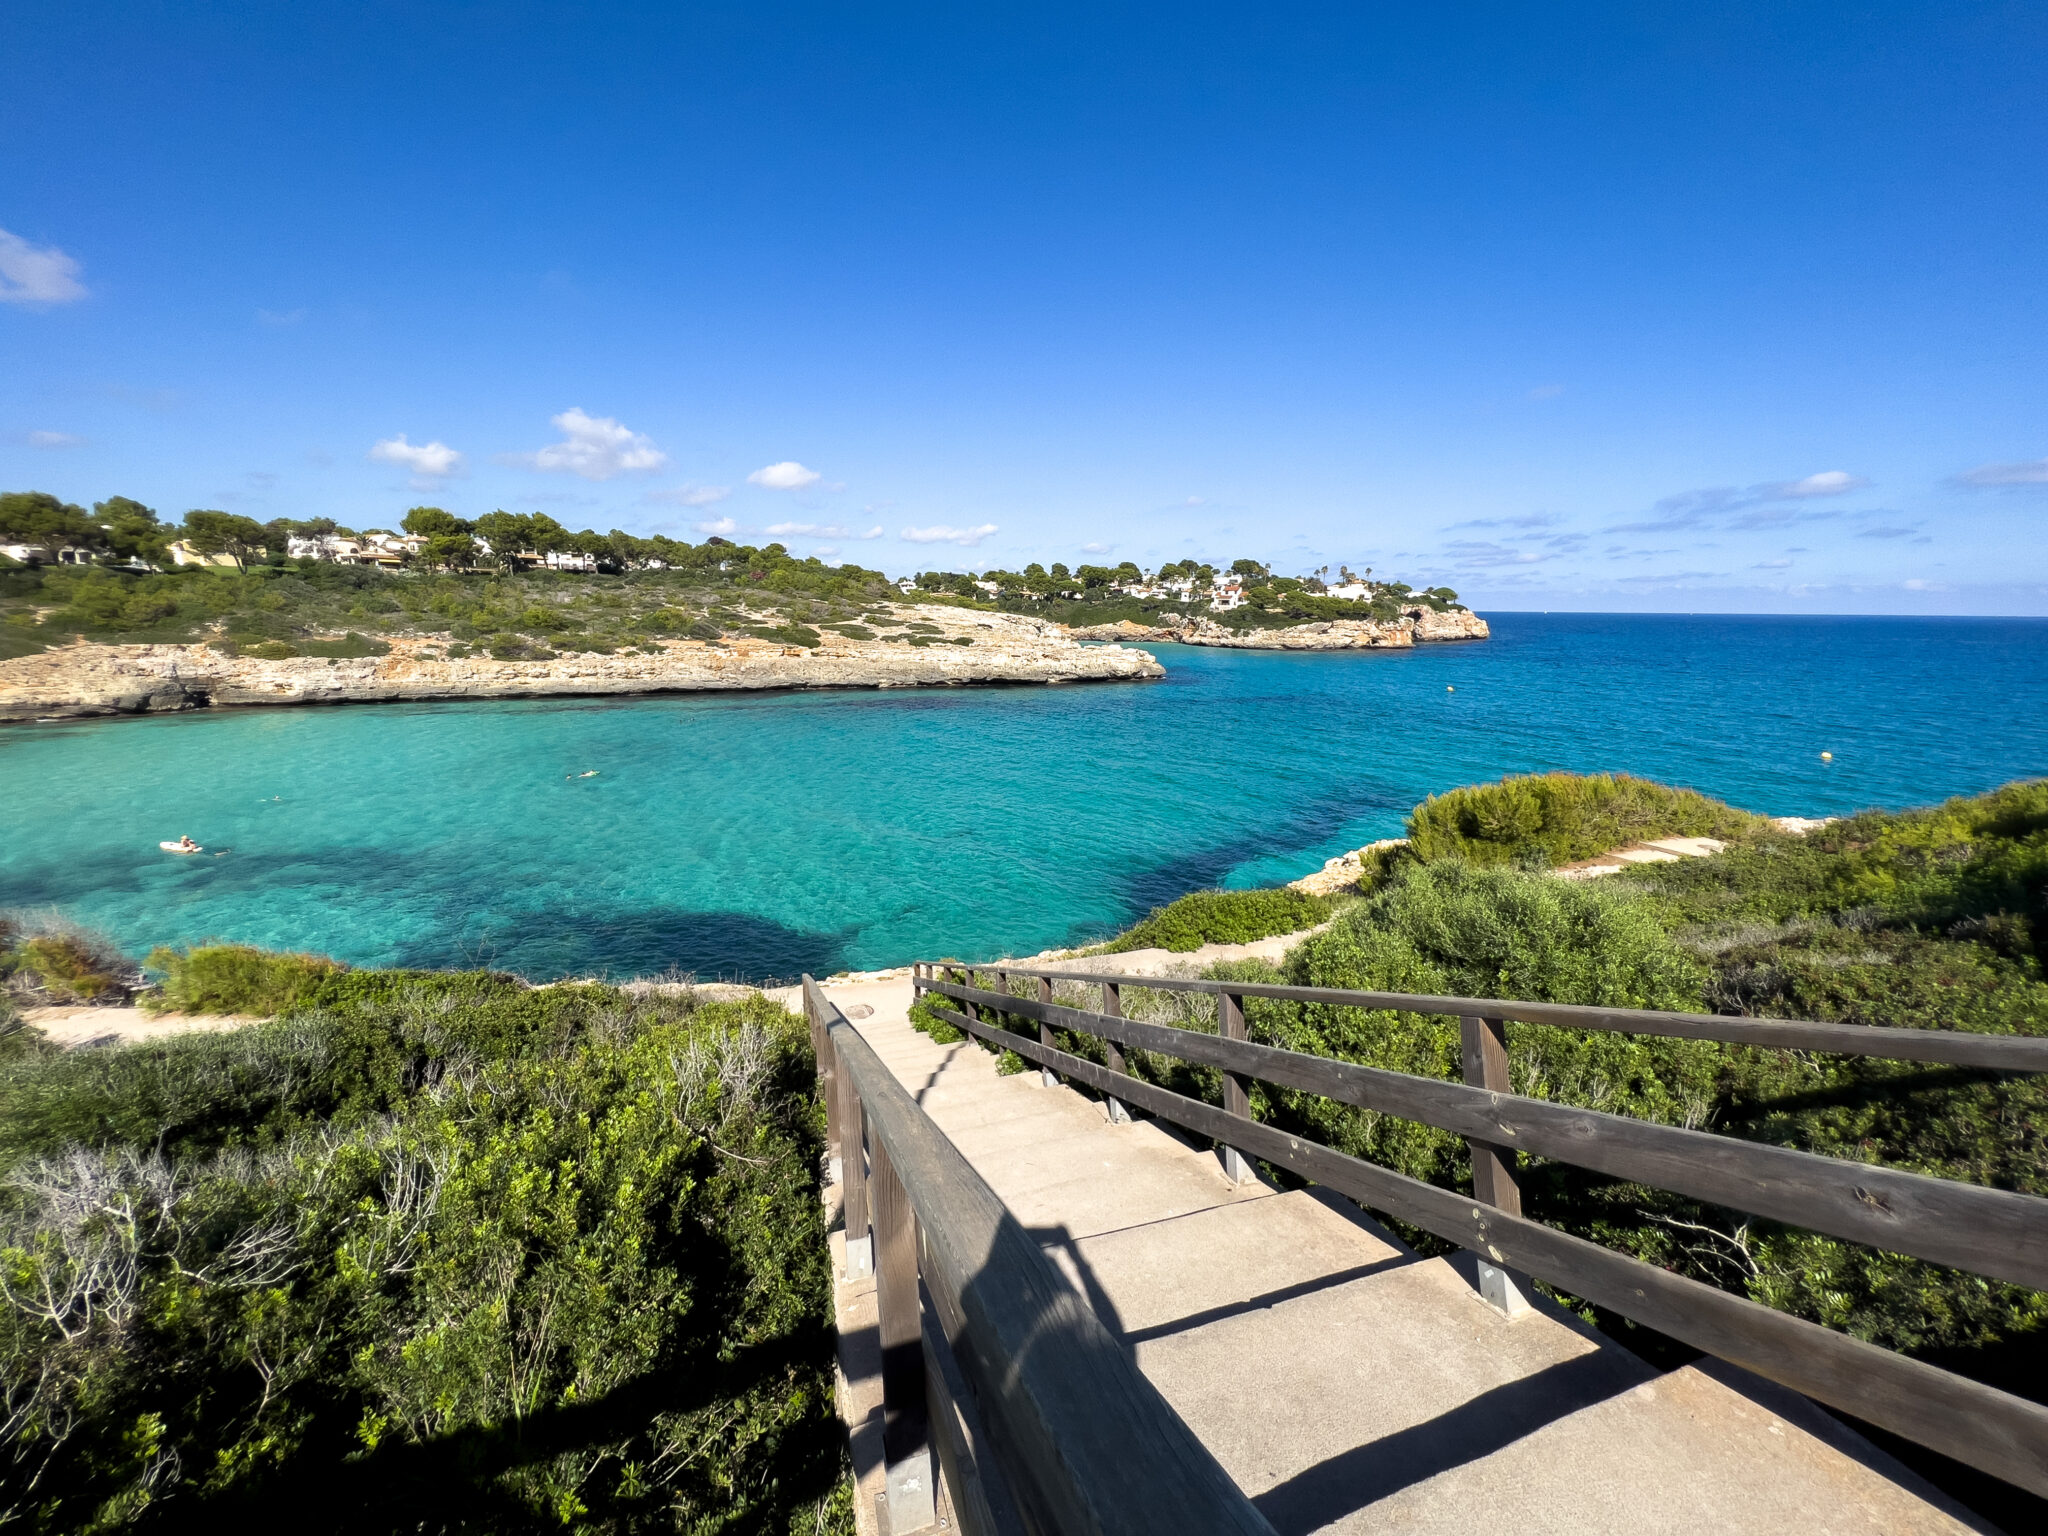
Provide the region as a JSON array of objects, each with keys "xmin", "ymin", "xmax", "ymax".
[{"xmin": 817, "ymin": 976, "xmax": 1989, "ymax": 1535}]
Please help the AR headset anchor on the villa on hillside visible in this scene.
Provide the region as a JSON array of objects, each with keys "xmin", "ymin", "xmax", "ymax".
[{"xmin": 1, "ymin": 541, "xmax": 96, "ymax": 567}]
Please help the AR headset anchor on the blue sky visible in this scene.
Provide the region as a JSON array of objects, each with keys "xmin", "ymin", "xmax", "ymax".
[{"xmin": 3, "ymin": 2, "xmax": 2045, "ymax": 612}]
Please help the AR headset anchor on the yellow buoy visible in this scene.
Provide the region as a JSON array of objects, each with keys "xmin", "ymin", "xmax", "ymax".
[
  {"xmin": 1820, "ymin": 751, "xmax": 1833, "ymax": 761},
  {"xmin": 1446, "ymin": 685, "xmax": 1455, "ymax": 692}
]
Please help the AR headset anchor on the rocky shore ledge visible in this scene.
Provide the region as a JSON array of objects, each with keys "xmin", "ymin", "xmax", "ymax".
[
  {"xmin": 0, "ymin": 613, "xmax": 1162, "ymax": 723},
  {"xmin": 1067, "ymin": 605, "xmax": 1489, "ymax": 649}
]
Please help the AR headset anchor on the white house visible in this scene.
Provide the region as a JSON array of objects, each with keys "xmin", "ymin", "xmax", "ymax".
[
  {"xmin": 544, "ymin": 550, "xmax": 597, "ymax": 572},
  {"xmin": 287, "ymin": 534, "xmax": 366, "ymax": 562},
  {"xmin": 167, "ymin": 539, "xmax": 247, "ymax": 568},
  {"xmin": 1326, "ymin": 581, "xmax": 1370, "ymax": 602},
  {"xmin": 2, "ymin": 542, "xmax": 95, "ymax": 566},
  {"xmin": 1208, "ymin": 574, "xmax": 1248, "ymax": 612}
]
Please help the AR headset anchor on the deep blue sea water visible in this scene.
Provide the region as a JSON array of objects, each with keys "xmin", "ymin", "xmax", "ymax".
[{"xmin": 3, "ymin": 614, "xmax": 2045, "ymax": 979}]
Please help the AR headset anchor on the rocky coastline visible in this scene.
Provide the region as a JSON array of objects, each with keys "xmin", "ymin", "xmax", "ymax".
[
  {"xmin": 1067, "ymin": 605, "xmax": 1490, "ymax": 649},
  {"xmin": 0, "ymin": 611, "xmax": 1162, "ymax": 723}
]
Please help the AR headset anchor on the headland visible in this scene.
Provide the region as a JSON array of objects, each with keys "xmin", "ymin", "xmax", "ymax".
[{"xmin": 0, "ymin": 608, "xmax": 1161, "ymax": 722}]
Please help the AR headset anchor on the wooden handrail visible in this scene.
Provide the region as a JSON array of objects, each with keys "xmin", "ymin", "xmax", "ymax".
[
  {"xmin": 964, "ymin": 963, "xmax": 2048, "ymax": 1071},
  {"xmin": 923, "ymin": 976, "xmax": 2048, "ymax": 1289},
  {"xmin": 804, "ymin": 977, "xmax": 1275, "ymax": 1536},
  {"xmin": 912, "ymin": 969, "xmax": 2048, "ymax": 1496}
]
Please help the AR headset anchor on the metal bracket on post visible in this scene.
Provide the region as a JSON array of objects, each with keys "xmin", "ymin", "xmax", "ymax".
[
  {"xmin": 1217, "ymin": 992, "xmax": 1253, "ymax": 1184},
  {"xmin": 1102, "ymin": 981, "xmax": 1131, "ymax": 1124},
  {"xmin": 1461, "ymin": 1013, "xmax": 1530, "ymax": 1318},
  {"xmin": 1037, "ymin": 976, "xmax": 1059, "ymax": 1088}
]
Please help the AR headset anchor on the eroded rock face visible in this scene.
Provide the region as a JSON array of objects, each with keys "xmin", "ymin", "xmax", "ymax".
[
  {"xmin": 0, "ymin": 614, "xmax": 1163, "ymax": 723},
  {"xmin": 1068, "ymin": 606, "xmax": 1489, "ymax": 649}
]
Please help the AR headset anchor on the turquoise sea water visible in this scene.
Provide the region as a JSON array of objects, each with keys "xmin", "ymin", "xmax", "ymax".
[{"xmin": 3, "ymin": 614, "xmax": 2045, "ymax": 980}]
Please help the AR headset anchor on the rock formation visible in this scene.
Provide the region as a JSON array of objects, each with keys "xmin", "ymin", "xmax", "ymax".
[
  {"xmin": 1067, "ymin": 606, "xmax": 1489, "ymax": 649},
  {"xmin": 0, "ymin": 612, "xmax": 1163, "ymax": 723}
]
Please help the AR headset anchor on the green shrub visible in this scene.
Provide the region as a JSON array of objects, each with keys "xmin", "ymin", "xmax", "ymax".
[
  {"xmin": 297, "ymin": 631, "xmax": 389, "ymax": 658},
  {"xmin": 1184, "ymin": 787, "xmax": 2048, "ymax": 1379},
  {"xmin": 0, "ymin": 979, "xmax": 849, "ymax": 1531},
  {"xmin": 1, "ymin": 915, "xmax": 140, "ymax": 1004},
  {"xmin": 143, "ymin": 944, "xmax": 348, "ymax": 1015},
  {"xmin": 908, "ymin": 994, "xmax": 965, "ymax": 1044},
  {"xmin": 1243, "ymin": 864, "xmax": 1716, "ymax": 1191},
  {"xmin": 1099, "ymin": 888, "xmax": 1332, "ymax": 953},
  {"xmin": 1407, "ymin": 771, "xmax": 1767, "ymax": 868}
]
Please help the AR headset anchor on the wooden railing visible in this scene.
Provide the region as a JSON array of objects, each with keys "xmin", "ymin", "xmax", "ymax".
[
  {"xmin": 910, "ymin": 960, "xmax": 2048, "ymax": 1498},
  {"xmin": 801, "ymin": 977, "xmax": 1276, "ymax": 1536}
]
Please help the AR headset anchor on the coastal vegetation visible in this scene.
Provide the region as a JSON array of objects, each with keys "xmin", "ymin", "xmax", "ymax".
[
  {"xmin": 911, "ymin": 556, "xmax": 1467, "ymax": 635},
  {"xmin": 0, "ymin": 492, "xmax": 938, "ymax": 661},
  {"xmin": 3, "ymin": 488, "xmax": 1468, "ymax": 663},
  {"xmin": 2, "ymin": 913, "xmax": 143, "ymax": 1008},
  {"xmin": 1405, "ymin": 772, "xmax": 1770, "ymax": 868},
  {"xmin": 1092, "ymin": 888, "xmax": 1334, "ymax": 954},
  {"xmin": 0, "ymin": 973, "xmax": 849, "ymax": 1532},
  {"xmin": 946, "ymin": 776, "xmax": 2047, "ymax": 1513}
]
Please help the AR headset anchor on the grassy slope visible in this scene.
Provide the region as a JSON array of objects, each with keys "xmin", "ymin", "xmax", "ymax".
[{"xmin": 0, "ymin": 558, "xmax": 979, "ymax": 662}]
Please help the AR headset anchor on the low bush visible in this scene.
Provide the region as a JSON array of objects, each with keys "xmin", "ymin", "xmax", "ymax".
[
  {"xmin": 1407, "ymin": 771, "xmax": 1767, "ymax": 869},
  {"xmin": 1097, "ymin": 888, "xmax": 1332, "ymax": 953},
  {"xmin": 144, "ymin": 944, "xmax": 348, "ymax": 1016},
  {"xmin": 0, "ymin": 973, "xmax": 849, "ymax": 1532},
  {"xmin": 1, "ymin": 913, "xmax": 141, "ymax": 1005},
  {"xmin": 1172, "ymin": 784, "xmax": 2048, "ymax": 1384}
]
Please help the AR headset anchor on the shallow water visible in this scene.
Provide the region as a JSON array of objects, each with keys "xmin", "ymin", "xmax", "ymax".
[{"xmin": 3, "ymin": 614, "xmax": 2045, "ymax": 979}]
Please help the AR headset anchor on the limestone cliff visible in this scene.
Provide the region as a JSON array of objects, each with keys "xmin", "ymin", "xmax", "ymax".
[
  {"xmin": 1069, "ymin": 605, "xmax": 1489, "ymax": 649},
  {"xmin": 0, "ymin": 612, "xmax": 1162, "ymax": 723}
]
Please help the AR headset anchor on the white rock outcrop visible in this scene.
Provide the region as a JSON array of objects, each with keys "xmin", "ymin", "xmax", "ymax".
[
  {"xmin": 1068, "ymin": 606, "xmax": 1489, "ymax": 649},
  {"xmin": 0, "ymin": 615, "xmax": 1163, "ymax": 723}
]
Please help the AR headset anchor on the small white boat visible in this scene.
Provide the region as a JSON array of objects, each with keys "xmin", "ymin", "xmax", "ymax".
[{"xmin": 160, "ymin": 839, "xmax": 203, "ymax": 854}]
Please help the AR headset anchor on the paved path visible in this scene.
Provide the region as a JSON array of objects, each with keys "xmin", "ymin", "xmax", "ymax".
[{"xmin": 817, "ymin": 974, "xmax": 1989, "ymax": 1536}]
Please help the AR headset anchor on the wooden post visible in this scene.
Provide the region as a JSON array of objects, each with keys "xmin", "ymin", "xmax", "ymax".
[
  {"xmin": 1217, "ymin": 992, "xmax": 1253, "ymax": 1183},
  {"xmin": 808, "ymin": 989, "xmax": 838, "ymax": 1183},
  {"xmin": 834, "ymin": 1032, "xmax": 872, "ymax": 1279},
  {"xmin": 1037, "ymin": 975, "xmax": 1059, "ymax": 1087},
  {"xmin": 1461, "ymin": 1013, "xmax": 1530, "ymax": 1316},
  {"xmin": 869, "ymin": 1131, "xmax": 937, "ymax": 1533},
  {"xmin": 1102, "ymin": 980, "xmax": 1131, "ymax": 1125}
]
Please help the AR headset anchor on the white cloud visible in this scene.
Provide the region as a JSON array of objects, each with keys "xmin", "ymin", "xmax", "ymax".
[
  {"xmin": 1953, "ymin": 457, "xmax": 2048, "ymax": 487},
  {"xmin": 26, "ymin": 430, "xmax": 81, "ymax": 449},
  {"xmin": 1752, "ymin": 558, "xmax": 1794, "ymax": 569},
  {"xmin": 748, "ymin": 460, "xmax": 822, "ymax": 490},
  {"xmin": 1764, "ymin": 470, "xmax": 1866, "ymax": 498},
  {"xmin": 1527, "ymin": 383, "xmax": 1565, "ymax": 400},
  {"xmin": 1444, "ymin": 540, "xmax": 1553, "ymax": 568},
  {"xmin": 647, "ymin": 484, "xmax": 730, "ymax": 506},
  {"xmin": 1081, "ymin": 541, "xmax": 1112, "ymax": 553},
  {"xmin": 525, "ymin": 407, "xmax": 668, "ymax": 480},
  {"xmin": 765, "ymin": 521, "xmax": 886, "ymax": 539},
  {"xmin": 901, "ymin": 523, "xmax": 999, "ymax": 547},
  {"xmin": 695, "ymin": 515, "xmax": 739, "ymax": 536},
  {"xmin": 0, "ymin": 228, "xmax": 87, "ymax": 305},
  {"xmin": 256, "ymin": 307, "xmax": 306, "ymax": 327},
  {"xmin": 369, "ymin": 433, "xmax": 464, "ymax": 478}
]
